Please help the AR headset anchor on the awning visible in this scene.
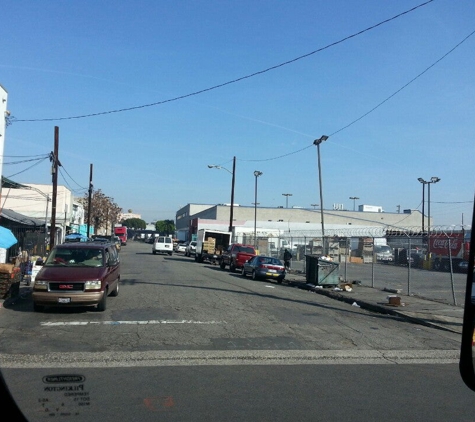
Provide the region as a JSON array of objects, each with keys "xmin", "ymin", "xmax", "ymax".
[
  {"xmin": 1, "ymin": 176, "xmax": 29, "ymax": 189},
  {"xmin": 0, "ymin": 209, "xmax": 45, "ymax": 226}
]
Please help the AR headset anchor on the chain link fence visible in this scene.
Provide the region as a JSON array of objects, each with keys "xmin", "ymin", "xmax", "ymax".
[{"xmin": 245, "ymin": 225, "xmax": 470, "ymax": 306}]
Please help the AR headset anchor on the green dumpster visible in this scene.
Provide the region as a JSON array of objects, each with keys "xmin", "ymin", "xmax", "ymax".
[{"xmin": 305, "ymin": 255, "xmax": 339, "ymax": 286}]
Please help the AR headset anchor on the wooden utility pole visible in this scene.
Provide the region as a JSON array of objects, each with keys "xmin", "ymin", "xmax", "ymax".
[
  {"xmin": 86, "ymin": 164, "xmax": 93, "ymax": 238},
  {"xmin": 49, "ymin": 126, "xmax": 59, "ymax": 249}
]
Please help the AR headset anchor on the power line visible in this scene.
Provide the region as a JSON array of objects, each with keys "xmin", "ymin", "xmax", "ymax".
[
  {"xmin": 241, "ymin": 27, "xmax": 475, "ymax": 163},
  {"xmin": 11, "ymin": 0, "xmax": 435, "ymax": 123},
  {"xmin": 2, "ymin": 153, "xmax": 50, "ymax": 158},
  {"xmin": 58, "ymin": 165, "xmax": 88, "ymax": 191},
  {"xmin": 3, "ymin": 155, "xmax": 50, "ymax": 165},
  {"xmin": 330, "ymin": 28, "xmax": 475, "ymax": 137},
  {"xmin": 5, "ymin": 156, "xmax": 49, "ymax": 178}
]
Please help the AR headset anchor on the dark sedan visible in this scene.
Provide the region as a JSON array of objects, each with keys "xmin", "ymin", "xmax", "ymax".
[{"xmin": 241, "ymin": 255, "xmax": 285, "ymax": 283}]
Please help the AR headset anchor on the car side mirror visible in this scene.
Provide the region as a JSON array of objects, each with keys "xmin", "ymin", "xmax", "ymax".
[{"xmin": 460, "ymin": 193, "xmax": 475, "ymax": 391}]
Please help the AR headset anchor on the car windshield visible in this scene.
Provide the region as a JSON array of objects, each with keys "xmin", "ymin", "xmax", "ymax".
[
  {"xmin": 2, "ymin": 2, "xmax": 475, "ymax": 421},
  {"xmin": 256, "ymin": 257, "xmax": 282, "ymax": 265},
  {"xmin": 45, "ymin": 248, "xmax": 105, "ymax": 267},
  {"xmin": 237, "ymin": 246, "xmax": 255, "ymax": 253}
]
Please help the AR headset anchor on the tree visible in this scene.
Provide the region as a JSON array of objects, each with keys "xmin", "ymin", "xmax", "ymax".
[
  {"xmin": 155, "ymin": 219, "xmax": 175, "ymax": 236},
  {"xmin": 122, "ymin": 218, "xmax": 146, "ymax": 230},
  {"xmin": 77, "ymin": 189, "xmax": 122, "ymax": 235}
]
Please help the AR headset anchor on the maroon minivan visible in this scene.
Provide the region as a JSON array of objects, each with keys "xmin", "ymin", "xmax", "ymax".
[{"xmin": 32, "ymin": 241, "xmax": 120, "ymax": 312}]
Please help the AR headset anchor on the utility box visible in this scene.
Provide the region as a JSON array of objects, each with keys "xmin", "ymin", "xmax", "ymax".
[{"xmin": 305, "ymin": 255, "xmax": 339, "ymax": 286}]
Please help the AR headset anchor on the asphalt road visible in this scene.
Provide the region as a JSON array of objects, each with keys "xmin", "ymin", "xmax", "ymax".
[{"xmin": 0, "ymin": 241, "xmax": 473, "ymax": 421}]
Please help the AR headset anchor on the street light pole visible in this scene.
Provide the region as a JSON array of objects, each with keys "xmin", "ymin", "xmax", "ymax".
[
  {"xmin": 427, "ymin": 177, "xmax": 440, "ymax": 237},
  {"xmin": 282, "ymin": 193, "xmax": 292, "ymax": 208},
  {"xmin": 254, "ymin": 171, "xmax": 263, "ymax": 249},
  {"xmin": 208, "ymin": 157, "xmax": 236, "ymax": 237},
  {"xmin": 417, "ymin": 178, "xmax": 427, "ymax": 232},
  {"xmin": 313, "ymin": 135, "xmax": 328, "ymax": 254},
  {"xmin": 349, "ymin": 196, "xmax": 359, "ymax": 211}
]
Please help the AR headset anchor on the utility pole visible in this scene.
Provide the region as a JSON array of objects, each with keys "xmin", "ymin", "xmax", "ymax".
[
  {"xmin": 86, "ymin": 164, "xmax": 93, "ymax": 238},
  {"xmin": 49, "ymin": 127, "xmax": 59, "ymax": 249},
  {"xmin": 229, "ymin": 156, "xmax": 236, "ymax": 235},
  {"xmin": 0, "ymin": 85, "xmax": 8, "ymax": 214}
]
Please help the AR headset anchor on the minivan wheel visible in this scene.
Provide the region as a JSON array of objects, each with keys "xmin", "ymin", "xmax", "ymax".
[
  {"xmin": 110, "ymin": 281, "xmax": 119, "ymax": 297},
  {"xmin": 33, "ymin": 303, "xmax": 44, "ymax": 312},
  {"xmin": 96, "ymin": 290, "xmax": 107, "ymax": 312}
]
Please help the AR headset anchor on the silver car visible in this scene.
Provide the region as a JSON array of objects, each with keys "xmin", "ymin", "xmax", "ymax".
[{"xmin": 185, "ymin": 241, "xmax": 197, "ymax": 257}]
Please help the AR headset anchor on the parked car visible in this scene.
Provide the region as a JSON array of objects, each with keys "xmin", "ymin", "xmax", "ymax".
[
  {"xmin": 145, "ymin": 235, "xmax": 155, "ymax": 244},
  {"xmin": 374, "ymin": 245, "xmax": 393, "ymax": 262},
  {"xmin": 185, "ymin": 241, "xmax": 197, "ymax": 257},
  {"xmin": 175, "ymin": 242, "xmax": 188, "ymax": 253},
  {"xmin": 152, "ymin": 236, "xmax": 174, "ymax": 255},
  {"xmin": 241, "ymin": 255, "xmax": 286, "ymax": 283},
  {"xmin": 32, "ymin": 241, "xmax": 120, "ymax": 312},
  {"xmin": 220, "ymin": 243, "xmax": 257, "ymax": 272},
  {"xmin": 111, "ymin": 236, "xmax": 122, "ymax": 252},
  {"xmin": 458, "ymin": 260, "xmax": 469, "ymax": 273}
]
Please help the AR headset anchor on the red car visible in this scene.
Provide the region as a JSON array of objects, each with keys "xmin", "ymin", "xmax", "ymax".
[{"xmin": 219, "ymin": 243, "xmax": 256, "ymax": 272}]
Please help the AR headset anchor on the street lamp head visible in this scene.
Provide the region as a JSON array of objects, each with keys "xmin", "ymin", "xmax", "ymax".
[
  {"xmin": 430, "ymin": 177, "xmax": 440, "ymax": 183},
  {"xmin": 418, "ymin": 178, "xmax": 426, "ymax": 184},
  {"xmin": 254, "ymin": 171, "xmax": 263, "ymax": 177},
  {"xmin": 207, "ymin": 164, "xmax": 214, "ymax": 168},
  {"xmin": 313, "ymin": 135, "xmax": 329, "ymax": 146}
]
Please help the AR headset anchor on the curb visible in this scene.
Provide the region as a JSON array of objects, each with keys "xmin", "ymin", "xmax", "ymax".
[{"xmin": 286, "ymin": 278, "xmax": 462, "ymax": 334}]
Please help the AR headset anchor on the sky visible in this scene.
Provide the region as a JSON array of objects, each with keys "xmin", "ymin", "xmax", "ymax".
[{"xmin": 1, "ymin": 0, "xmax": 474, "ymax": 228}]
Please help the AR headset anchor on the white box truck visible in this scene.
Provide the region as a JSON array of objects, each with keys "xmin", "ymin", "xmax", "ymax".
[{"xmin": 195, "ymin": 229, "xmax": 232, "ymax": 264}]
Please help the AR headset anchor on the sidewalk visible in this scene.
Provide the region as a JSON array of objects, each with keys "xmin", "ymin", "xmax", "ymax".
[{"xmin": 285, "ymin": 271, "xmax": 465, "ymax": 334}]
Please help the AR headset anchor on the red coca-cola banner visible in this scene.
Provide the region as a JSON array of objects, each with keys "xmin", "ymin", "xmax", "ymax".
[{"xmin": 429, "ymin": 233, "xmax": 466, "ymax": 258}]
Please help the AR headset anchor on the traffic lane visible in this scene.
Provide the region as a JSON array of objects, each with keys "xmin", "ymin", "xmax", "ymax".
[
  {"xmin": 0, "ymin": 242, "xmax": 462, "ymax": 354},
  {"xmin": 2, "ymin": 363, "xmax": 472, "ymax": 422},
  {"xmin": 119, "ymin": 245, "xmax": 462, "ymax": 352}
]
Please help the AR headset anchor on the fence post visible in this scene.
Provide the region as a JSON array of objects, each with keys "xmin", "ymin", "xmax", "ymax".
[
  {"xmin": 406, "ymin": 234, "xmax": 412, "ymax": 296},
  {"xmin": 344, "ymin": 237, "xmax": 349, "ymax": 282},
  {"xmin": 444, "ymin": 232, "xmax": 457, "ymax": 306},
  {"xmin": 371, "ymin": 235, "xmax": 375, "ymax": 288}
]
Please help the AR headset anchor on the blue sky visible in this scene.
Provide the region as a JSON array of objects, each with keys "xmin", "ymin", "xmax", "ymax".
[{"xmin": 1, "ymin": 0, "xmax": 474, "ymax": 227}]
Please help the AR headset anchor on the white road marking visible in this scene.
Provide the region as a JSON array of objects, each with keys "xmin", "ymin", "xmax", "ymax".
[{"xmin": 40, "ymin": 320, "xmax": 227, "ymax": 326}]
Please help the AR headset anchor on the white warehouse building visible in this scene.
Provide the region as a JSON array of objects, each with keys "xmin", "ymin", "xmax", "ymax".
[{"xmin": 175, "ymin": 203, "xmax": 425, "ymax": 243}]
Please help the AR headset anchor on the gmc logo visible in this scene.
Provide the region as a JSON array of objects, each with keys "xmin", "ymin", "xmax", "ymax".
[{"xmin": 59, "ymin": 284, "xmax": 74, "ymax": 289}]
